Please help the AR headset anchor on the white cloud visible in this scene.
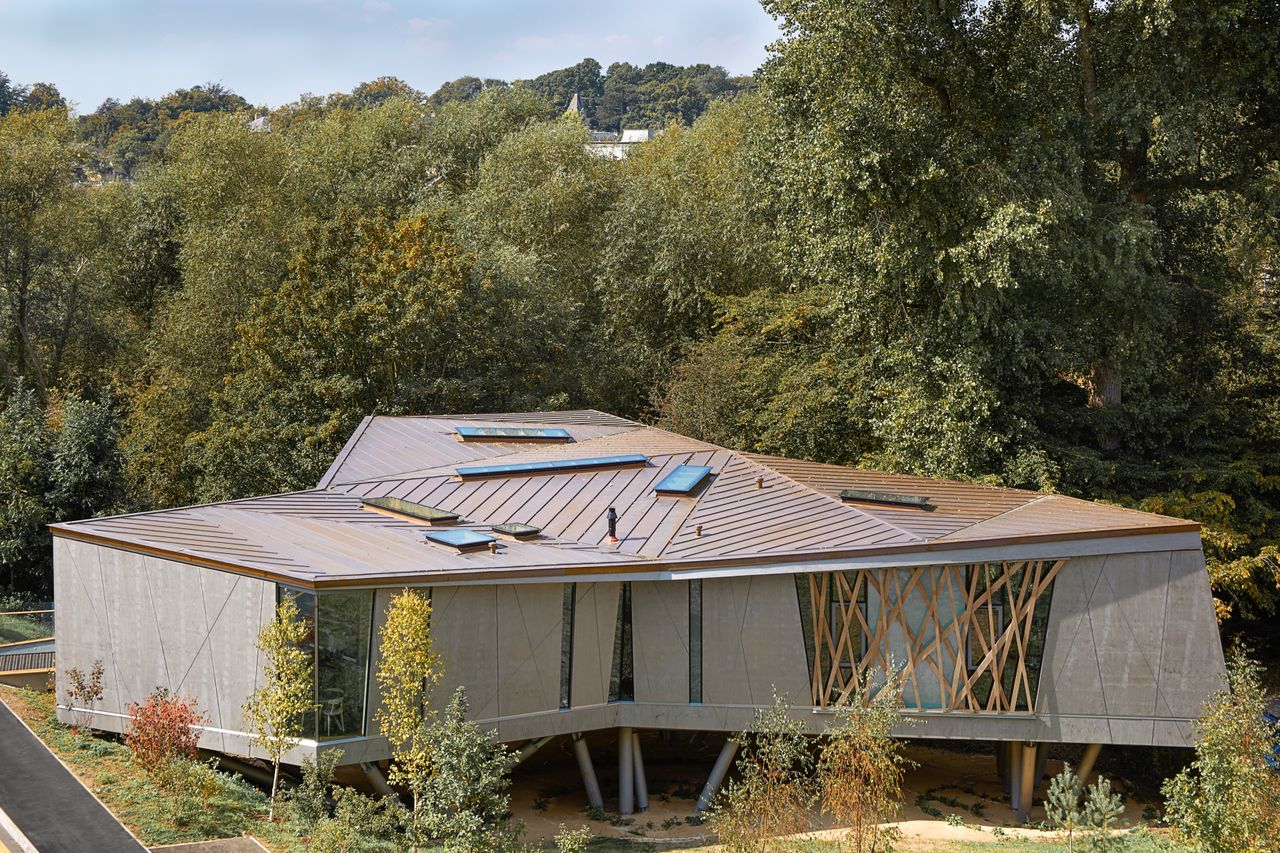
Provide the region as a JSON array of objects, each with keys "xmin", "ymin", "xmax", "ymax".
[
  {"xmin": 362, "ymin": 0, "xmax": 392, "ymax": 12},
  {"xmin": 408, "ymin": 16, "xmax": 447, "ymax": 32}
]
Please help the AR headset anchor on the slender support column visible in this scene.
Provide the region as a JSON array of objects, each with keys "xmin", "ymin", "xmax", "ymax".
[
  {"xmin": 619, "ymin": 727, "xmax": 635, "ymax": 816},
  {"xmin": 1008, "ymin": 742, "xmax": 1024, "ymax": 814},
  {"xmin": 516, "ymin": 735, "xmax": 555, "ymax": 765},
  {"xmin": 696, "ymin": 738, "xmax": 739, "ymax": 813},
  {"xmin": 995, "ymin": 742, "xmax": 1009, "ymax": 790},
  {"xmin": 572, "ymin": 733, "xmax": 603, "ymax": 810},
  {"xmin": 1015, "ymin": 742, "xmax": 1038, "ymax": 823},
  {"xmin": 1034, "ymin": 744, "xmax": 1048, "ymax": 792},
  {"xmin": 360, "ymin": 762, "xmax": 396, "ymax": 797},
  {"xmin": 1076, "ymin": 743, "xmax": 1102, "ymax": 785},
  {"xmin": 632, "ymin": 732, "xmax": 649, "ymax": 812}
]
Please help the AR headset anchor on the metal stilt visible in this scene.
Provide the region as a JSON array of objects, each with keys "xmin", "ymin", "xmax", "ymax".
[
  {"xmin": 1015, "ymin": 742, "xmax": 1038, "ymax": 823},
  {"xmin": 1076, "ymin": 743, "xmax": 1102, "ymax": 785},
  {"xmin": 696, "ymin": 738, "xmax": 738, "ymax": 812},
  {"xmin": 632, "ymin": 731, "xmax": 649, "ymax": 812},
  {"xmin": 619, "ymin": 727, "xmax": 635, "ymax": 816},
  {"xmin": 572, "ymin": 733, "xmax": 603, "ymax": 810}
]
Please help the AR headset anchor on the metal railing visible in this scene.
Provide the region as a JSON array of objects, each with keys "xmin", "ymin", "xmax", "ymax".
[{"xmin": 0, "ymin": 609, "xmax": 54, "ymax": 646}]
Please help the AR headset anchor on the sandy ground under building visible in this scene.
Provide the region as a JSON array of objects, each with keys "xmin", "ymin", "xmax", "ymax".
[{"xmin": 507, "ymin": 735, "xmax": 1152, "ymax": 848}]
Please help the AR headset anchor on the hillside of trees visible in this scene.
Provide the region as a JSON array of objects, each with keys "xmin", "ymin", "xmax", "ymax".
[{"xmin": 2, "ymin": 3, "xmax": 1278, "ymax": 662}]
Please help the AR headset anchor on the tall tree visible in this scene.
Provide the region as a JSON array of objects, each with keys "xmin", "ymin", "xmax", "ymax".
[
  {"xmin": 666, "ymin": 0, "xmax": 1280, "ymax": 616},
  {"xmin": 0, "ymin": 108, "xmax": 81, "ymax": 397},
  {"xmin": 375, "ymin": 588, "xmax": 441, "ymax": 852},
  {"xmin": 242, "ymin": 593, "xmax": 314, "ymax": 820}
]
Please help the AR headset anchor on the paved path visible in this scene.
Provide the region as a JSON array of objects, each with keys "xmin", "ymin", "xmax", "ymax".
[{"xmin": 0, "ymin": 699, "xmax": 145, "ymax": 852}]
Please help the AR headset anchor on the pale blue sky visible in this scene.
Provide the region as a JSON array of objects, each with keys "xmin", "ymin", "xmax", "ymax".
[{"xmin": 0, "ymin": 0, "xmax": 781, "ymax": 112}]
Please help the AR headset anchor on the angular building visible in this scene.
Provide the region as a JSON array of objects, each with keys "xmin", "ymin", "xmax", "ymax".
[{"xmin": 51, "ymin": 411, "xmax": 1225, "ymax": 819}]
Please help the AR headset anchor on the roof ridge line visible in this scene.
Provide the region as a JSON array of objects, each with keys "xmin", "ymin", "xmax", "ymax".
[
  {"xmin": 740, "ymin": 451, "xmax": 1042, "ymax": 498},
  {"xmin": 934, "ymin": 493, "xmax": 1054, "ymax": 540},
  {"xmin": 354, "ymin": 428, "xmax": 715, "ymax": 483},
  {"xmin": 738, "ymin": 452, "xmax": 926, "ymax": 544}
]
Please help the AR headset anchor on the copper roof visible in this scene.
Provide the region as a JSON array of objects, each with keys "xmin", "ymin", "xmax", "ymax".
[{"xmin": 52, "ymin": 410, "xmax": 1199, "ymax": 587}]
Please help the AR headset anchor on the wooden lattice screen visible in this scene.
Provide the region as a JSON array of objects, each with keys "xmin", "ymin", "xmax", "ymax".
[{"xmin": 807, "ymin": 560, "xmax": 1065, "ymax": 713}]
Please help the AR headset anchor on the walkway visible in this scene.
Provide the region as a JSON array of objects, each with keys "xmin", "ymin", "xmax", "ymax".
[{"xmin": 0, "ymin": 699, "xmax": 145, "ymax": 852}]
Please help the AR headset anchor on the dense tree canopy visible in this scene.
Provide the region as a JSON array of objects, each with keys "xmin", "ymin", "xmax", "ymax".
[{"xmin": 0, "ymin": 4, "xmax": 1277, "ymax": 648}]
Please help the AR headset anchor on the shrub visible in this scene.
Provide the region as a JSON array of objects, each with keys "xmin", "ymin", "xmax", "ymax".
[
  {"xmin": 308, "ymin": 787, "xmax": 405, "ymax": 853},
  {"xmin": 710, "ymin": 691, "xmax": 816, "ymax": 852},
  {"xmin": 124, "ymin": 687, "xmax": 207, "ymax": 823},
  {"xmin": 61, "ymin": 659, "xmax": 104, "ymax": 731},
  {"xmin": 418, "ymin": 686, "xmax": 521, "ymax": 852},
  {"xmin": 1162, "ymin": 646, "xmax": 1280, "ymax": 852},
  {"xmin": 1046, "ymin": 765, "xmax": 1126, "ymax": 853},
  {"xmin": 553, "ymin": 823, "xmax": 592, "ymax": 853},
  {"xmin": 817, "ymin": 668, "xmax": 912, "ymax": 853},
  {"xmin": 289, "ymin": 748, "xmax": 343, "ymax": 833},
  {"xmin": 242, "ymin": 592, "xmax": 314, "ymax": 819}
]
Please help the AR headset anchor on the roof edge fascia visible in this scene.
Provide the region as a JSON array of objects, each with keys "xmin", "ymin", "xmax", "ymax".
[{"xmin": 52, "ymin": 522, "xmax": 1202, "ymax": 592}]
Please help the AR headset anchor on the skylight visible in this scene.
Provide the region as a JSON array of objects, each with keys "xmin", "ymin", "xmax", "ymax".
[
  {"xmin": 362, "ymin": 496, "xmax": 459, "ymax": 524},
  {"xmin": 838, "ymin": 488, "xmax": 932, "ymax": 509},
  {"xmin": 454, "ymin": 454, "xmax": 648, "ymax": 479},
  {"xmin": 491, "ymin": 522, "xmax": 542, "ymax": 540},
  {"xmin": 455, "ymin": 426, "xmax": 573, "ymax": 443},
  {"xmin": 654, "ymin": 465, "xmax": 714, "ymax": 496},
  {"xmin": 425, "ymin": 529, "xmax": 496, "ymax": 551}
]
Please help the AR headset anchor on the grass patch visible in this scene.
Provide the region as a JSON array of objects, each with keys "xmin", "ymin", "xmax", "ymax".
[
  {"xmin": 0, "ymin": 685, "xmax": 299, "ymax": 851},
  {"xmin": 0, "ymin": 612, "xmax": 52, "ymax": 644}
]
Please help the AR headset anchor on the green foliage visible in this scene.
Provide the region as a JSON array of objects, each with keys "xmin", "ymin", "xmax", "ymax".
[
  {"xmin": 242, "ymin": 593, "xmax": 315, "ymax": 819},
  {"xmin": 660, "ymin": 0, "xmax": 1280, "ymax": 622},
  {"xmin": 307, "ymin": 787, "xmax": 405, "ymax": 853},
  {"xmin": 1046, "ymin": 766, "xmax": 1086, "ymax": 851},
  {"xmin": 289, "ymin": 748, "xmax": 344, "ymax": 834},
  {"xmin": 3, "ymin": 10, "xmax": 1280, "ymax": 640},
  {"xmin": 191, "ymin": 212, "xmax": 471, "ymax": 499},
  {"xmin": 554, "ymin": 823, "xmax": 593, "ymax": 853},
  {"xmin": 0, "ymin": 384, "xmax": 123, "ymax": 597},
  {"xmin": 375, "ymin": 587, "xmax": 440, "ymax": 848},
  {"xmin": 515, "ymin": 57, "xmax": 753, "ymax": 132},
  {"xmin": 711, "ymin": 692, "xmax": 817, "ymax": 852},
  {"xmin": 817, "ymin": 668, "xmax": 913, "ymax": 852},
  {"xmin": 419, "ymin": 687, "xmax": 522, "ymax": 852},
  {"xmin": 1162, "ymin": 647, "xmax": 1280, "ymax": 851},
  {"xmin": 1078, "ymin": 777, "xmax": 1125, "ymax": 852},
  {"xmin": 76, "ymin": 83, "xmax": 251, "ymax": 178}
]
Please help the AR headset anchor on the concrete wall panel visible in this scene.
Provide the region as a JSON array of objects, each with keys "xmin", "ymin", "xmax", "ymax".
[
  {"xmin": 631, "ymin": 581, "xmax": 689, "ymax": 704},
  {"xmin": 496, "ymin": 584, "xmax": 564, "ymax": 718},
  {"xmin": 571, "ymin": 582, "xmax": 619, "ymax": 708},
  {"xmin": 53, "ymin": 538, "xmax": 272, "ymax": 757},
  {"xmin": 432, "ymin": 585, "xmax": 499, "ymax": 719},
  {"xmin": 1157, "ymin": 550, "xmax": 1227, "ymax": 717},
  {"xmin": 703, "ymin": 575, "xmax": 809, "ymax": 706}
]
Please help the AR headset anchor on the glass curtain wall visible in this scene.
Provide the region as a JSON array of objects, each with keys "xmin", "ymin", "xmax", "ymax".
[{"xmin": 277, "ymin": 587, "xmax": 374, "ymax": 740}]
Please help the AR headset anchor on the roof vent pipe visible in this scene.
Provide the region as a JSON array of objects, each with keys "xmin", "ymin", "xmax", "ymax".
[{"xmin": 607, "ymin": 507, "xmax": 618, "ymax": 542}]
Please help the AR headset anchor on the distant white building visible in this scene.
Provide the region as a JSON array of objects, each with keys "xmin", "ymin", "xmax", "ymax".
[
  {"xmin": 566, "ymin": 94, "xmax": 656, "ymax": 159},
  {"xmin": 586, "ymin": 129, "xmax": 656, "ymax": 159}
]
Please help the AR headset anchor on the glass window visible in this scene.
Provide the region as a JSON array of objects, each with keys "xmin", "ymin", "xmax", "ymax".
[
  {"xmin": 689, "ymin": 580, "xmax": 702, "ymax": 703},
  {"xmin": 316, "ymin": 590, "xmax": 374, "ymax": 739},
  {"xmin": 967, "ymin": 599, "xmax": 1004, "ymax": 670},
  {"xmin": 559, "ymin": 584, "xmax": 575, "ymax": 710},
  {"xmin": 609, "ymin": 583, "xmax": 634, "ymax": 702}
]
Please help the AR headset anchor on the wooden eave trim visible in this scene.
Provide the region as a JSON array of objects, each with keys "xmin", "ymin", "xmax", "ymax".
[{"xmin": 53, "ymin": 519, "xmax": 1201, "ymax": 591}]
